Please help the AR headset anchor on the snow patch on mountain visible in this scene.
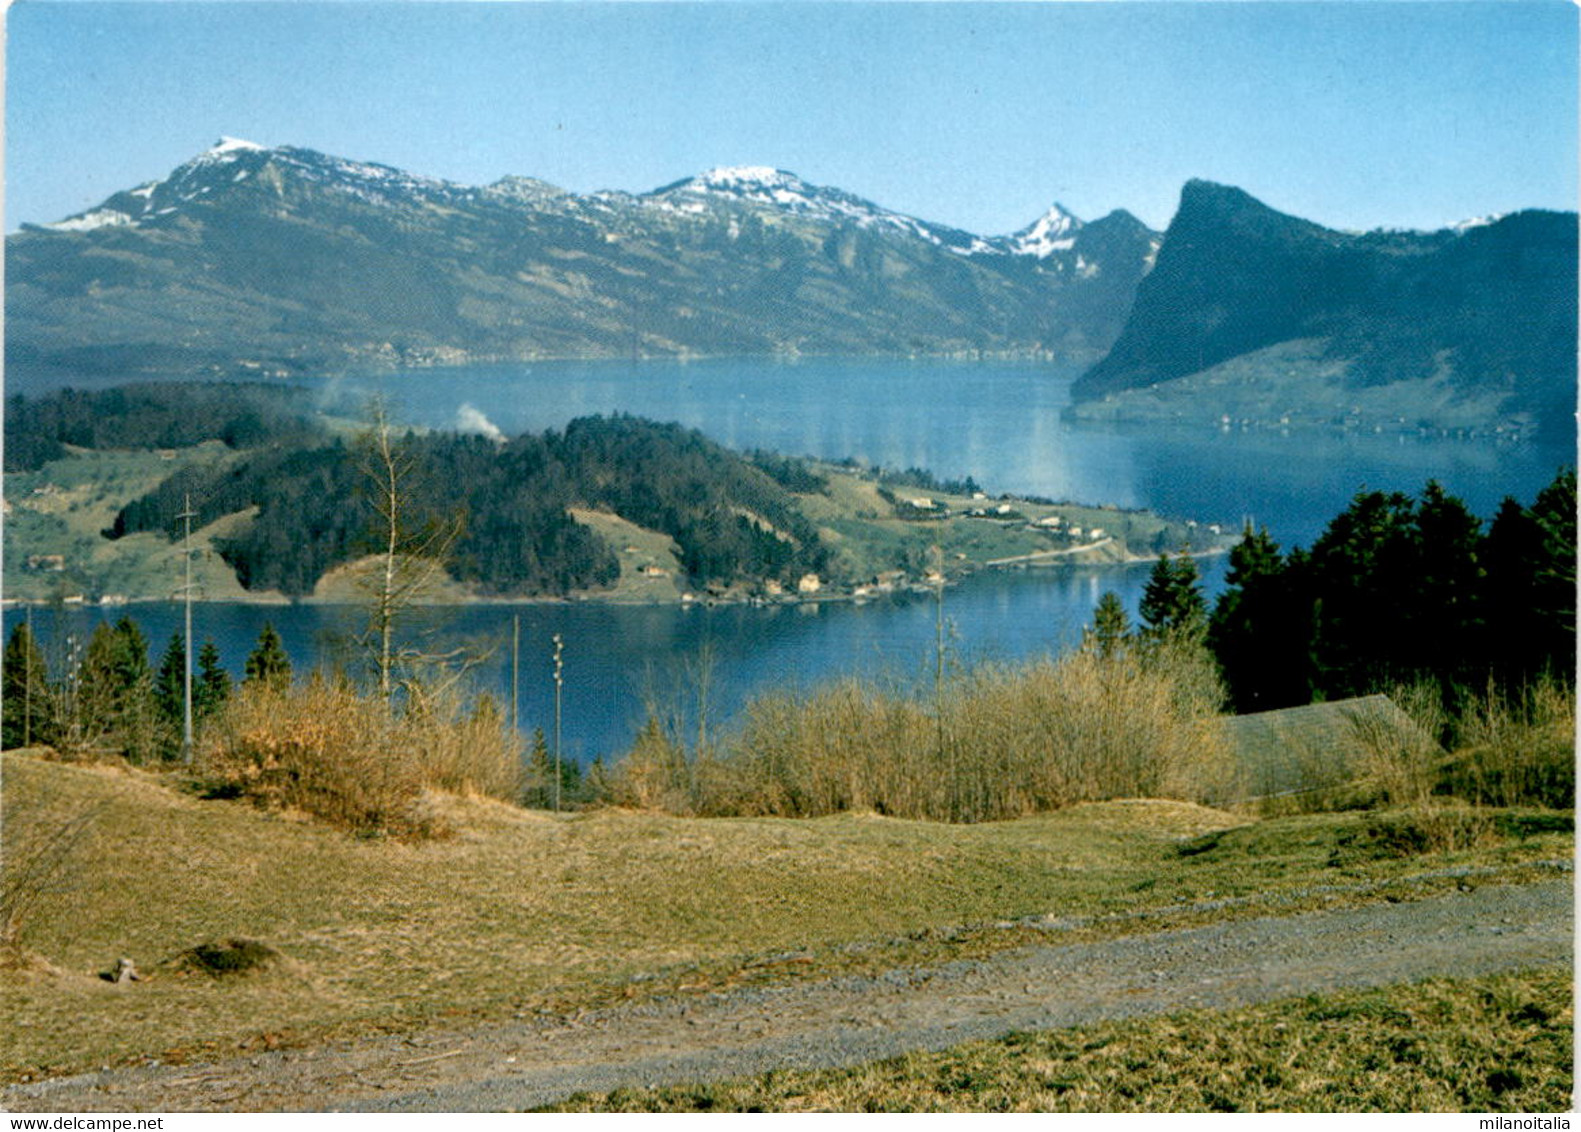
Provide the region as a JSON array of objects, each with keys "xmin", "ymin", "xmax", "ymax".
[
  {"xmin": 45, "ymin": 208, "xmax": 135, "ymax": 233},
  {"xmin": 642, "ymin": 166, "xmax": 997, "ymax": 256},
  {"xmin": 209, "ymin": 136, "xmax": 266, "ymax": 156},
  {"xmin": 56, "ymin": 140, "xmax": 482, "ymax": 230},
  {"xmin": 698, "ymin": 166, "xmax": 794, "ymax": 189},
  {"xmin": 1451, "ymin": 213, "xmax": 1506, "ymax": 233}
]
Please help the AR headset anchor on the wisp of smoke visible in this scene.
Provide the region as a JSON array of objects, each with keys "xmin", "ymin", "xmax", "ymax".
[{"xmin": 456, "ymin": 403, "xmax": 506, "ymax": 443}]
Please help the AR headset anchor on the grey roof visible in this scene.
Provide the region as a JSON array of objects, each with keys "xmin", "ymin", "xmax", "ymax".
[{"xmin": 1219, "ymin": 693, "xmax": 1433, "ymax": 801}]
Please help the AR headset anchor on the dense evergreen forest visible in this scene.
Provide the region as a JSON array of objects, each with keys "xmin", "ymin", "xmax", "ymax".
[
  {"xmin": 107, "ymin": 411, "xmax": 830, "ymax": 597},
  {"xmin": 3, "ymin": 383, "xmax": 325, "ymax": 472},
  {"xmin": 1205, "ymin": 470, "xmax": 1576, "ymax": 713}
]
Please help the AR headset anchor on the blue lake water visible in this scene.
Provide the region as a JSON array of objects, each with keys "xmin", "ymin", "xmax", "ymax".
[{"xmin": 8, "ymin": 357, "xmax": 1572, "ymax": 760}]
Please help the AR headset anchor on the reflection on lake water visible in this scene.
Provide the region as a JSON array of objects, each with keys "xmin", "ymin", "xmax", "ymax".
[{"xmin": 324, "ymin": 356, "xmax": 1567, "ymax": 547}]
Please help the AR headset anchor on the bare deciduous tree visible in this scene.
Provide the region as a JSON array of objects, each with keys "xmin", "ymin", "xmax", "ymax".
[{"xmin": 356, "ymin": 399, "xmax": 465, "ymax": 702}]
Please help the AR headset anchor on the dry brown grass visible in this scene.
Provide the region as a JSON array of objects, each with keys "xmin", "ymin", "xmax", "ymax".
[
  {"xmin": 1, "ymin": 751, "xmax": 1568, "ymax": 1084},
  {"xmin": 609, "ymin": 636, "xmax": 1234, "ymax": 823},
  {"xmin": 0, "ymin": 756, "xmax": 101, "ymax": 958},
  {"xmin": 1351, "ymin": 682, "xmax": 1450, "ymax": 809},
  {"xmin": 550, "ymin": 968, "xmax": 1573, "ymax": 1112},
  {"xmin": 1444, "ymin": 677, "xmax": 1575, "ymax": 809}
]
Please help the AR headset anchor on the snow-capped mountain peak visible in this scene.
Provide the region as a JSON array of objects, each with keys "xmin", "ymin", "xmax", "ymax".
[
  {"xmin": 1005, "ymin": 202, "xmax": 1085, "ymax": 258},
  {"xmin": 208, "ymin": 136, "xmax": 266, "ymax": 156},
  {"xmin": 647, "ymin": 166, "xmax": 839, "ymax": 213},
  {"xmin": 697, "ymin": 166, "xmax": 799, "ymax": 189},
  {"xmin": 32, "ymin": 139, "xmax": 1144, "ymax": 274},
  {"xmin": 641, "ymin": 166, "xmax": 997, "ymax": 254},
  {"xmin": 42, "ymin": 138, "xmax": 479, "ymax": 232},
  {"xmin": 1451, "ymin": 213, "xmax": 1507, "ymax": 234}
]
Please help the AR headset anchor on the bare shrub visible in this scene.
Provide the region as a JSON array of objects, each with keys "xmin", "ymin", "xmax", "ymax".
[
  {"xmin": 199, "ymin": 676, "xmax": 522, "ymax": 837},
  {"xmin": 614, "ymin": 635, "xmax": 1232, "ymax": 823},
  {"xmin": 605, "ymin": 717, "xmax": 693, "ymax": 812},
  {"xmin": 946, "ymin": 637, "xmax": 1233, "ymax": 821},
  {"xmin": 727, "ymin": 679, "xmax": 936, "ymax": 819},
  {"xmin": 401, "ymin": 686, "xmax": 522, "ymax": 803},
  {"xmin": 199, "ymin": 679, "xmax": 424, "ymax": 836}
]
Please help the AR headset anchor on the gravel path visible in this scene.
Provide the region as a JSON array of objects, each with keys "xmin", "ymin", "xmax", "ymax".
[{"xmin": 6, "ymin": 879, "xmax": 1571, "ymax": 1113}]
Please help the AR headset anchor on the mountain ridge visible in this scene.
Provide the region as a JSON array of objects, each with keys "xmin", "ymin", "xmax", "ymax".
[
  {"xmin": 9, "ymin": 144, "xmax": 1572, "ymax": 437},
  {"xmin": 7, "ymin": 138, "xmax": 1161, "ymax": 382},
  {"xmin": 1071, "ymin": 179, "xmax": 1577, "ymax": 435}
]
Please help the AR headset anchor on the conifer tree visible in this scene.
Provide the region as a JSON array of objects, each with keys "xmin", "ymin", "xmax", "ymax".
[
  {"xmin": 154, "ymin": 632, "xmax": 184, "ymax": 728},
  {"xmin": 1089, "ymin": 591, "xmax": 1130, "ymax": 658},
  {"xmin": 243, "ymin": 623, "xmax": 292, "ymax": 691},
  {"xmin": 195, "ymin": 641, "xmax": 231, "ymax": 718},
  {"xmin": 1208, "ymin": 525, "xmax": 1315, "ymax": 713},
  {"xmin": 1139, "ymin": 550, "xmax": 1206, "ymax": 639},
  {"xmin": 76, "ymin": 617, "xmax": 157, "ymax": 760},
  {"xmin": 526, "ymin": 727, "xmax": 553, "ymax": 809},
  {"xmin": 1528, "ymin": 467, "xmax": 1576, "ymax": 669},
  {"xmin": 2, "ymin": 622, "xmax": 50, "ymax": 750},
  {"xmin": 582, "ymin": 755, "xmax": 612, "ymax": 805}
]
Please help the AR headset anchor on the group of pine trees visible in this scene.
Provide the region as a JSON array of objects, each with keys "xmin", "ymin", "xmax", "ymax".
[
  {"xmin": 1100, "ymin": 469, "xmax": 1576, "ymax": 717},
  {"xmin": 4, "ymin": 383, "xmax": 324, "ymax": 473},
  {"xmin": 1, "ymin": 617, "xmax": 292, "ymax": 759}
]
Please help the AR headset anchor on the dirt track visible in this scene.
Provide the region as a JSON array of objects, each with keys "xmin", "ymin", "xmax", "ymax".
[{"xmin": 5, "ymin": 878, "xmax": 1571, "ymax": 1113}]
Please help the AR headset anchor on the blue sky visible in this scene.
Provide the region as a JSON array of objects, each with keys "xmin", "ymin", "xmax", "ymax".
[{"xmin": 6, "ymin": 2, "xmax": 1577, "ymax": 235}]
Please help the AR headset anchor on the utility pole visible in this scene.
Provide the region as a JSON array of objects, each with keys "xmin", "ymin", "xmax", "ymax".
[
  {"xmin": 177, "ymin": 494, "xmax": 197, "ymax": 763},
  {"xmin": 932, "ymin": 544, "xmax": 951, "ymax": 821},
  {"xmin": 23, "ymin": 606, "xmax": 33, "ymax": 748},
  {"xmin": 511, "ymin": 614, "xmax": 520, "ymax": 734},
  {"xmin": 552, "ymin": 633, "xmax": 564, "ymax": 814}
]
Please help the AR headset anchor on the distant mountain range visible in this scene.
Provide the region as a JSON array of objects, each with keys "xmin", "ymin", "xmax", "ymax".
[
  {"xmin": 1072, "ymin": 180, "xmax": 1577, "ymax": 437},
  {"xmin": 7, "ymin": 140, "xmax": 1574, "ymax": 436},
  {"xmin": 5, "ymin": 138, "xmax": 1158, "ymax": 379}
]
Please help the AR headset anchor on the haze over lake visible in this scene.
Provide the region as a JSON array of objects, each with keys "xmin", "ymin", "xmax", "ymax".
[{"xmin": 326, "ymin": 357, "xmax": 1567, "ymax": 547}]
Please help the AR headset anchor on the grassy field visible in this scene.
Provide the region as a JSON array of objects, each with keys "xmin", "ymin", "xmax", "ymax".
[
  {"xmin": 798, "ymin": 466, "xmax": 1205, "ymax": 584},
  {"xmin": 568, "ymin": 508, "xmax": 684, "ymax": 602},
  {"xmin": 2, "ymin": 750, "xmax": 1569, "ymax": 1084},
  {"xmin": 2, "ymin": 445, "xmax": 257, "ymax": 604},
  {"xmin": 549, "ymin": 968, "xmax": 1573, "ymax": 1112}
]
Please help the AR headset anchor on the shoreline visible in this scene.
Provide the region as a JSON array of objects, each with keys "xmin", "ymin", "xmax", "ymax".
[{"xmin": 0, "ymin": 546, "xmax": 1226, "ymax": 613}]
